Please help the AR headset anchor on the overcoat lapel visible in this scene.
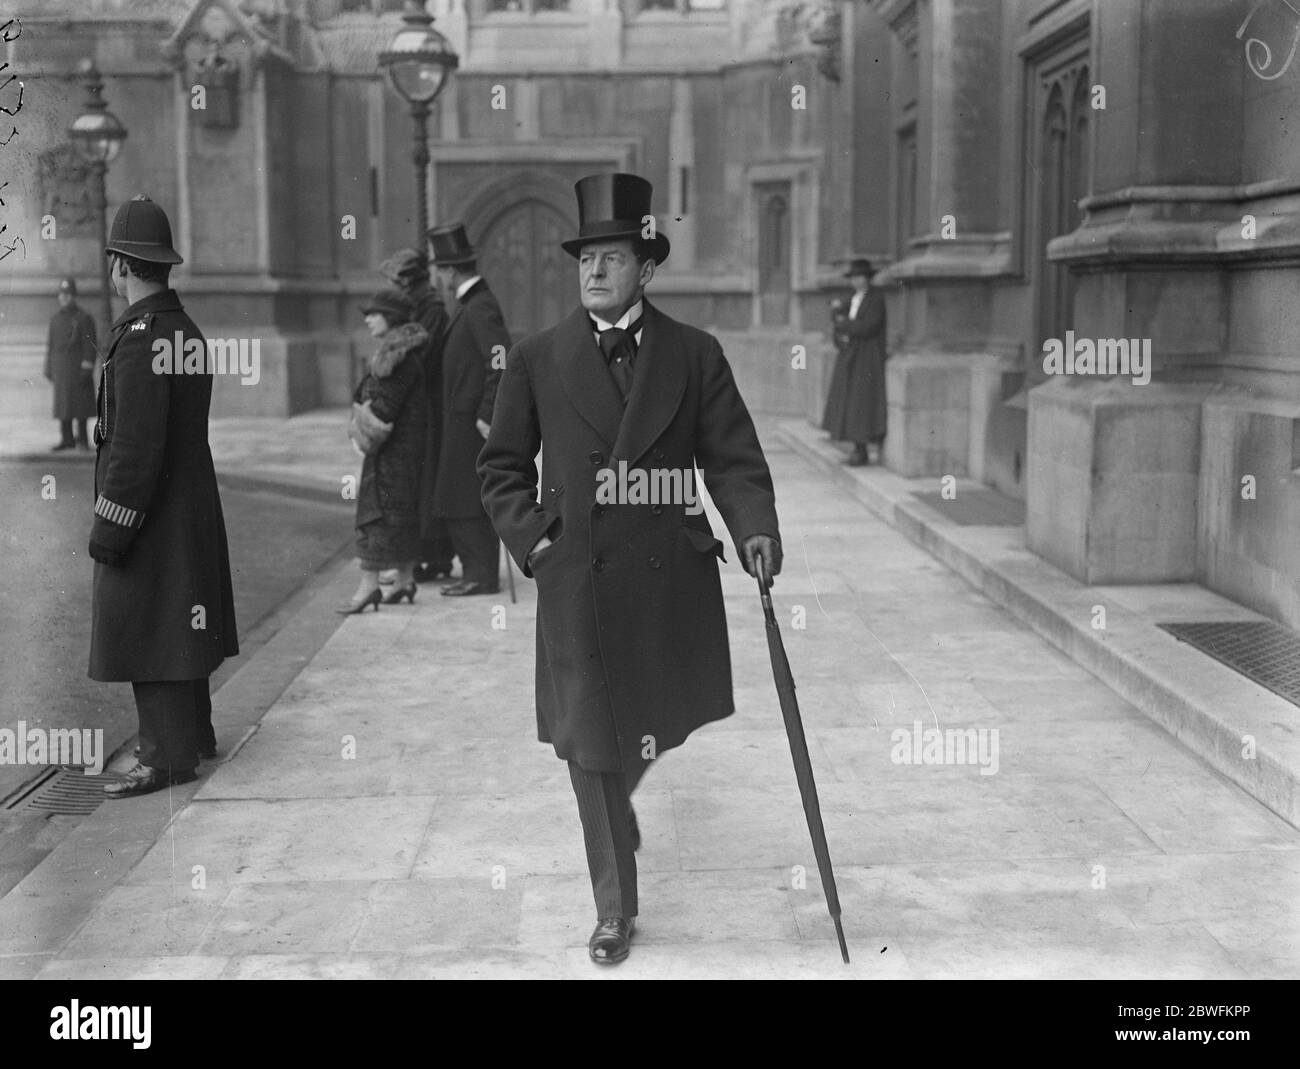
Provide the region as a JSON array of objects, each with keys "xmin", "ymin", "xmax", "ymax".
[
  {"xmin": 612, "ymin": 301, "xmax": 686, "ymax": 466},
  {"xmin": 443, "ymin": 277, "xmax": 485, "ymax": 333},
  {"xmin": 555, "ymin": 306, "xmax": 624, "ymax": 449}
]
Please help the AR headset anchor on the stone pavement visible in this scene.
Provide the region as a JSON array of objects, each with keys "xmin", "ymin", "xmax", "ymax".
[{"xmin": 2, "ymin": 417, "xmax": 1298, "ymax": 979}]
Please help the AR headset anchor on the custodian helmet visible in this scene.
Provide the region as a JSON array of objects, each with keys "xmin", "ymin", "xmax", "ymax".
[{"xmin": 104, "ymin": 194, "xmax": 184, "ymax": 265}]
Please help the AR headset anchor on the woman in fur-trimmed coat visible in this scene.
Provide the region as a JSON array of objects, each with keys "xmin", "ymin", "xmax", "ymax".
[{"xmin": 340, "ymin": 289, "xmax": 429, "ymax": 613}]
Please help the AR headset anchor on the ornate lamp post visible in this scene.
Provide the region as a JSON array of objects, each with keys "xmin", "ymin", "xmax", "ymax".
[
  {"xmin": 378, "ymin": 1, "xmax": 459, "ymax": 247},
  {"xmin": 67, "ymin": 58, "xmax": 127, "ymax": 345}
]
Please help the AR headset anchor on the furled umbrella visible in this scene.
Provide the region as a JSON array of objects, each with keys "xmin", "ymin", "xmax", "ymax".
[{"xmin": 756, "ymin": 557, "xmax": 850, "ymax": 964}]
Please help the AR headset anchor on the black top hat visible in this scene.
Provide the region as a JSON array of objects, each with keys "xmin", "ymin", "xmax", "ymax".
[
  {"xmin": 561, "ymin": 173, "xmax": 671, "ymax": 265},
  {"xmin": 58, "ymin": 278, "xmax": 76, "ymax": 295},
  {"xmin": 104, "ymin": 194, "xmax": 184, "ymax": 265},
  {"xmin": 427, "ymin": 223, "xmax": 476, "ymax": 267},
  {"xmin": 842, "ymin": 257, "xmax": 874, "ymax": 279},
  {"xmin": 360, "ymin": 288, "xmax": 414, "ymax": 324}
]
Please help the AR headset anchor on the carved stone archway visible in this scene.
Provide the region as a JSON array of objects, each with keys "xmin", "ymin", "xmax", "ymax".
[{"xmin": 459, "ymin": 171, "xmax": 578, "ymax": 341}]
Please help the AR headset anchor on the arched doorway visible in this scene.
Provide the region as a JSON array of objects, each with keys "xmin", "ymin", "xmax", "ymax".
[{"xmin": 478, "ymin": 198, "xmax": 573, "ymax": 342}]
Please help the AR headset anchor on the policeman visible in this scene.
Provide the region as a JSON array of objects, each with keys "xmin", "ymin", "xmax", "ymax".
[{"xmin": 90, "ymin": 195, "xmax": 239, "ymax": 798}]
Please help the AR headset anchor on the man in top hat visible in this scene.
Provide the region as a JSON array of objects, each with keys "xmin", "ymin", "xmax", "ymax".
[
  {"xmin": 478, "ymin": 173, "xmax": 783, "ymax": 965},
  {"xmin": 822, "ymin": 257, "xmax": 887, "ymax": 465},
  {"xmin": 90, "ymin": 194, "xmax": 239, "ymax": 798},
  {"xmin": 378, "ymin": 247, "xmax": 456, "ymax": 584},
  {"xmin": 428, "ymin": 222, "xmax": 511, "ymax": 596},
  {"xmin": 44, "ymin": 277, "xmax": 98, "ymax": 451}
]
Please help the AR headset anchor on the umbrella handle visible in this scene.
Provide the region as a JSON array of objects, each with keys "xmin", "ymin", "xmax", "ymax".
[{"xmin": 755, "ymin": 554, "xmax": 776, "ymax": 621}]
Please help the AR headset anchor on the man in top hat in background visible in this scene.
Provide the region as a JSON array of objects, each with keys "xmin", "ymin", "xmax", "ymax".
[
  {"xmin": 822, "ymin": 257, "xmax": 887, "ymax": 466},
  {"xmin": 478, "ymin": 173, "xmax": 783, "ymax": 964},
  {"xmin": 378, "ymin": 247, "xmax": 457, "ymax": 585},
  {"xmin": 44, "ymin": 277, "xmax": 97, "ymax": 451},
  {"xmin": 428, "ymin": 222, "xmax": 511, "ymax": 596},
  {"xmin": 90, "ymin": 194, "xmax": 239, "ymax": 798}
]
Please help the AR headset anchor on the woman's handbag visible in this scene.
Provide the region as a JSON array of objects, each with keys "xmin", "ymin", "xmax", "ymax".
[{"xmin": 348, "ymin": 398, "xmax": 394, "ymax": 457}]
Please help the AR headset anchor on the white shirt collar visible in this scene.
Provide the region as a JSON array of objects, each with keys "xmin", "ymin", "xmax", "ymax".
[
  {"xmin": 455, "ymin": 275, "xmax": 482, "ymax": 301},
  {"xmin": 591, "ymin": 299, "xmax": 644, "ymax": 335}
]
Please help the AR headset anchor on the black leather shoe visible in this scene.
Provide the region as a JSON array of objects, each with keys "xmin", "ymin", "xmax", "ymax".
[
  {"xmin": 628, "ymin": 804, "xmax": 641, "ymax": 852},
  {"xmin": 335, "ymin": 589, "xmax": 382, "ymax": 614},
  {"xmin": 845, "ymin": 446, "xmax": 869, "ymax": 466},
  {"xmin": 588, "ymin": 916, "xmax": 635, "ymax": 965},
  {"xmin": 382, "ymin": 582, "xmax": 417, "ymax": 605},
  {"xmin": 104, "ymin": 762, "xmax": 196, "ymax": 799},
  {"xmin": 441, "ymin": 581, "xmax": 500, "ymax": 597}
]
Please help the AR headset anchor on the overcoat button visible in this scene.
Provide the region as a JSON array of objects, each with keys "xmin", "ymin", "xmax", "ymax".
[
  {"xmin": 593, "ymin": 558, "xmax": 605, "ymax": 572},
  {"xmin": 649, "ymin": 556, "xmax": 661, "ymax": 569},
  {"xmin": 593, "ymin": 505, "xmax": 605, "ymax": 517},
  {"xmin": 653, "ymin": 448, "xmax": 664, "ymax": 460},
  {"xmin": 589, "ymin": 451, "xmax": 603, "ymax": 465},
  {"xmin": 651, "ymin": 504, "xmax": 663, "ymax": 516}
]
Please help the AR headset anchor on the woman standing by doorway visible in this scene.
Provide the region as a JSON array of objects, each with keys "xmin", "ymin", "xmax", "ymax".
[{"xmin": 822, "ymin": 258, "xmax": 887, "ymax": 466}]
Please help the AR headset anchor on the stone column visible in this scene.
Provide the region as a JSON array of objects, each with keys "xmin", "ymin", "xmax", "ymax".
[
  {"xmin": 1028, "ymin": 0, "xmax": 1267, "ymax": 588},
  {"xmin": 879, "ymin": 0, "xmax": 1018, "ymax": 482}
]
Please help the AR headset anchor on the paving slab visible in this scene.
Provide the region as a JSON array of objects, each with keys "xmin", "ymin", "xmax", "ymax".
[{"xmin": 6, "ymin": 416, "xmax": 1296, "ymax": 978}]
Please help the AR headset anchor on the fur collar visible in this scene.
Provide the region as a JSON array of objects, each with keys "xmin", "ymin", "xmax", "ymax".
[{"xmin": 368, "ymin": 321, "xmax": 428, "ymax": 378}]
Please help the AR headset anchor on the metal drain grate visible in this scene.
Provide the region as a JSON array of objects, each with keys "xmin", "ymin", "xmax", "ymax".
[
  {"xmin": 2, "ymin": 766, "xmax": 118, "ymax": 815},
  {"xmin": 1159, "ymin": 620, "xmax": 1300, "ymax": 708},
  {"xmin": 912, "ymin": 489, "xmax": 1026, "ymax": 526}
]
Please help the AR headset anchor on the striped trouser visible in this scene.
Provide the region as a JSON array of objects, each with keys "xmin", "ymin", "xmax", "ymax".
[{"xmin": 568, "ymin": 760, "xmax": 647, "ymax": 920}]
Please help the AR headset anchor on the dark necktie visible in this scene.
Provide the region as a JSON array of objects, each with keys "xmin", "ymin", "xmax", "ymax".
[{"xmin": 596, "ymin": 315, "xmax": 643, "ymax": 401}]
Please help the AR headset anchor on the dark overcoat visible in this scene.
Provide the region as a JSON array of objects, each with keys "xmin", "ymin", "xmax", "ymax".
[
  {"xmin": 88, "ymin": 289, "xmax": 238, "ymax": 682},
  {"xmin": 354, "ymin": 321, "xmax": 429, "ymax": 530},
  {"xmin": 433, "ymin": 278, "xmax": 510, "ymax": 519},
  {"xmin": 408, "ymin": 283, "xmax": 450, "ymax": 541},
  {"xmin": 45, "ymin": 303, "xmax": 97, "ymax": 420},
  {"xmin": 478, "ymin": 301, "xmax": 780, "ymax": 775},
  {"xmin": 822, "ymin": 288, "xmax": 887, "ymax": 444}
]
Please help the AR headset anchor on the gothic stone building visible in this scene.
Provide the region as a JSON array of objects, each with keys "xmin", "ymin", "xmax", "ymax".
[{"xmin": 4, "ymin": 0, "xmax": 1299, "ymax": 632}]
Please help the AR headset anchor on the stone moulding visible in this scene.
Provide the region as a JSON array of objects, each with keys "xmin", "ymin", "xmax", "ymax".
[
  {"xmin": 882, "ymin": 231, "xmax": 1016, "ymax": 280},
  {"xmin": 1049, "ymin": 182, "xmax": 1300, "ymax": 268}
]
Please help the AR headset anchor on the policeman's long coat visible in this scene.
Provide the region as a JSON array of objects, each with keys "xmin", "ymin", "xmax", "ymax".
[
  {"xmin": 822, "ymin": 288, "xmax": 887, "ymax": 444},
  {"xmin": 433, "ymin": 278, "xmax": 509, "ymax": 519},
  {"xmin": 88, "ymin": 290, "xmax": 238, "ymax": 682},
  {"xmin": 45, "ymin": 303, "xmax": 97, "ymax": 420},
  {"xmin": 478, "ymin": 301, "xmax": 780, "ymax": 775}
]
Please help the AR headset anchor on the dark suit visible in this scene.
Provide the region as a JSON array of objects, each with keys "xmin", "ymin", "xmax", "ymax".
[
  {"xmin": 408, "ymin": 282, "xmax": 455, "ymax": 572},
  {"xmin": 479, "ymin": 299, "xmax": 779, "ymax": 917},
  {"xmin": 89, "ymin": 289, "xmax": 238, "ymax": 772},
  {"xmin": 434, "ymin": 277, "xmax": 510, "ymax": 585}
]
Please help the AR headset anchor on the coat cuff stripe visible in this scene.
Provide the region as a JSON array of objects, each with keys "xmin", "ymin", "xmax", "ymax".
[{"xmin": 95, "ymin": 495, "xmax": 143, "ymax": 529}]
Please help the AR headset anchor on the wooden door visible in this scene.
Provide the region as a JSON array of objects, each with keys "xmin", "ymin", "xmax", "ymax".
[{"xmin": 478, "ymin": 198, "xmax": 573, "ymax": 343}]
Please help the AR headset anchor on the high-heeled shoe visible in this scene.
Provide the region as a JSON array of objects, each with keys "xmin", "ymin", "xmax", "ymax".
[
  {"xmin": 383, "ymin": 582, "xmax": 417, "ymax": 605},
  {"xmin": 335, "ymin": 588, "xmax": 382, "ymax": 615}
]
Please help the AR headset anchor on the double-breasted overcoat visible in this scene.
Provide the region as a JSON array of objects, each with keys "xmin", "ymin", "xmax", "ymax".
[
  {"xmin": 822, "ymin": 288, "xmax": 887, "ymax": 443},
  {"xmin": 478, "ymin": 301, "xmax": 780, "ymax": 775},
  {"xmin": 45, "ymin": 302, "xmax": 97, "ymax": 420},
  {"xmin": 433, "ymin": 278, "xmax": 510, "ymax": 519},
  {"xmin": 88, "ymin": 289, "xmax": 238, "ymax": 682}
]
